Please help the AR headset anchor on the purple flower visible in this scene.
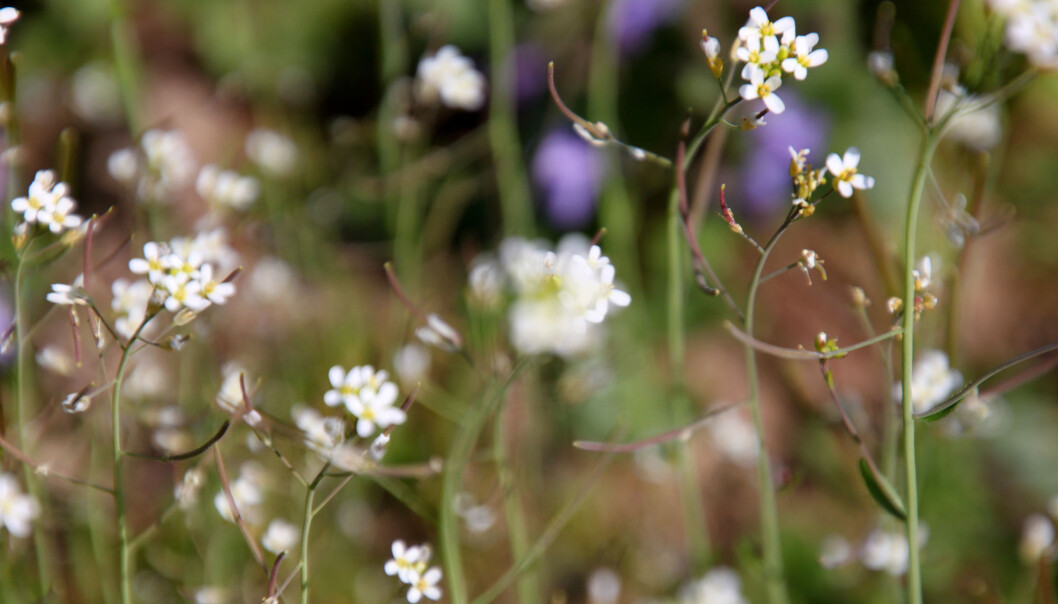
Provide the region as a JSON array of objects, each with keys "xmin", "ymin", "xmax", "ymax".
[
  {"xmin": 532, "ymin": 129, "xmax": 604, "ymax": 230},
  {"xmin": 737, "ymin": 91, "xmax": 830, "ymax": 216},
  {"xmin": 607, "ymin": 0, "xmax": 682, "ymax": 56},
  {"xmin": 511, "ymin": 44, "xmax": 548, "ymax": 106}
]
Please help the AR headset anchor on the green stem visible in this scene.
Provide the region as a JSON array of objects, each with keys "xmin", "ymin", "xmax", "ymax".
[
  {"xmin": 108, "ymin": 0, "xmax": 142, "ymax": 134},
  {"xmin": 900, "ymin": 131, "xmax": 940, "ymax": 604},
  {"xmin": 113, "ymin": 314, "xmax": 154, "ymax": 604},
  {"xmin": 743, "ymin": 212, "xmax": 796, "ymax": 604},
  {"xmin": 441, "ymin": 366, "xmax": 526, "ymax": 604},
  {"xmin": 587, "ymin": 1, "xmax": 642, "ymax": 295},
  {"xmin": 492, "ymin": 404, "xmax": 538, "ymax": 604},
  {"xmin": 667, "ymin": 188, "xmax": 710, "ymax": 568},
  {"xmin": 13, "ymin": 247, "xmax": 55, "ymax": 597},
  {"xmin": 487, "ymin": 0, "xmax": 533, "ymax": 237},
  {"xmin": 300, "ymin": 463, "xmax": 331, "ymax": 604}
]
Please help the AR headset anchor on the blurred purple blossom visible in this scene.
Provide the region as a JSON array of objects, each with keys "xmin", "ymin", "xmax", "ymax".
[
  {"xmin": 737, "ymin": 92, "xmax": 830, "ymax": 216},
  {"xmin": 511, "ymin": 44, "xmax": 548, "ymax": 106},
  {"xmin": 532, "ymin": 129, "xmax": 604, "ymax": 230},
  {"xmin": 607, "ymin": 0, "xmax": 682, "ymax": 56}
]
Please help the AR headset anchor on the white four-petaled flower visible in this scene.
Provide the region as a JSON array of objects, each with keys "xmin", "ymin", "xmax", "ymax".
[{"xmin": 826, "ymin": 148, "xmax": 875, "ymax": 198}]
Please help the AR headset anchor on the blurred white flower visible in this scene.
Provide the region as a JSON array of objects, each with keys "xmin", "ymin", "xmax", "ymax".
[
  {"xmin": 36, "ymin": 346, "xmax": 75, "ymax": 376},
  {"xmin": 108, "ymin": 148, "xmax": 139, "ymax": 185},
  {"xmin": 393, "ymin": 344, "xmax": 430, "ymax": 385},
  {"xmin": 0, "ymin": 7, "xmax": 19, "ymax": 45},
  {"xmin": 707, "ymin": 410, "xmax": 759, "ymax": 468},
  {"xmin": 680, "ymin": 566, "xmax": 748, "ymax": 604},
  {"xmin": 111, "ymin": 278, "xmax": 153, "ymax": 339},
  {"xmin": 819, "ymin": 535, "xmax": 853, "ymax": 568},
  {"xmin": 407, "ymin": 567, "xmax": 443, "ymax": 603},
  {"xmin": 262, "ymin": 519, "xmax": 300, "ymax": 554},
  {"xmin": 214, "ymin": 462, "xmax": 265, "ymax": 524},
  {"xmin": 935, "ymin": 88, "xmax": 1002, "ymax": 151},
  {"xmin": 1021, "ymin": 513, "xmax": 1055, "ymax": 563},
  {"xmin": 197, "ymin": 164, "xmax": 260, "ymax": 211},
  {"xmin": 292, "ymin": 405, "xmax": 345, "ymax": 459},
  {"xmin": 415, "ymin": 314, "xmax": 462, "ymax": 351},
  {"xmin": 70, "ymin": 63, "xmax": 122, "ymax": 123},
  {"xmin": 893, "ymin": 350, "xmax": 963, "ymax": 415},
  {"xmin": 860, "ymin": 526, "xmax": 927, "ymax": 576},
  {"xmin": 215, "ymin": 362, "xmax": 256, "ymax": 421},
  {"xmin": 416, "ymin": 45, "xmax": 486, "ymax": 111},
  {"xmin": 174, "ymin": 467, "xmax": 205, "ymax": 510},
  {"xmin": 987, "ymin": 0, "xmax": 1058, "ymax": 68},
  {"xmin": 587, "ymin": 567, "xmax": 622, "ymax": 604},
  {"xmin": 0, "ymin": 473, "xmax": 40, "ymax": 538},
  {"xmin": 138, "ymin": 129, "xmax": 196, "ymax": 201},
  {"xmin": 246, "ymin": 129, "xmax": 298, "ymax": 177}
]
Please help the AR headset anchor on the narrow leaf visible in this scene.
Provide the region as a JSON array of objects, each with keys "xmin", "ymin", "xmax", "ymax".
[{"xmin": 858, "ymin": 459, "xmax": 907, "ymax": 521}]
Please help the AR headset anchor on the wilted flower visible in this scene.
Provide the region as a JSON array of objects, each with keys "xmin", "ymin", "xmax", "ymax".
[
  {"xmin": 46, "ymin": 275, "xmax": 89, "ymax": 306},
  {"xmin": 415, "ymin": 314, "xmax": 463, "ymax": 352}
]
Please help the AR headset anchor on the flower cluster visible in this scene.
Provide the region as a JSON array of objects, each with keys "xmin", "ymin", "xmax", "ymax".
[
  {"xmin": 127, "ymin": 235, "xmax": 237, "ymax": 315},
  {"xmin": 109, "ymin": 129, "xmax": 196, "ymax": 202},
  {"xmin": 12, "ymin": 170, "xmax": 83, "ymax": 235},
  {"xmin": 892, "ymin": 349, "xmax": 963, "ymax": 415},
  {"xmin": 416, "ymin": 45, "xmax": 487, "ymax": 111},
  {"xmin": 887, "ymin": 256, "xmax": 937, "ymax": 320},
  {"xmin": 324, "ymin": 365, "xmax": 405, "ymax": 437},
  {"xmin": 706, "ymin": 6, "xmax": 828, "ymax": 115},
  {"xmin": 987, "ymin": 0, "xmax": 1058, "ymax": 68},
  {"xmin": 0, "ymin": 473, "xmax": 39, "ymax": 538},
  {"xmin": 385, "ymin": 540, "xmax": 443, "ymax": 603},
  {"xmin": 469, "ymin": 235, "xmax": 630, "ymax": 357}
]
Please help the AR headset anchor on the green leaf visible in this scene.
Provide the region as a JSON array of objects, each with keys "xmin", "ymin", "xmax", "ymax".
[{"xmin": 858, "ymin": 459, "xmax": 907, "ymax": 521}]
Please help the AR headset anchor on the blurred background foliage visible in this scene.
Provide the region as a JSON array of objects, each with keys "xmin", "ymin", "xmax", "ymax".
[{"xmin": 4, "ymin": 0, "xmax": 1058, "ymax": 602}]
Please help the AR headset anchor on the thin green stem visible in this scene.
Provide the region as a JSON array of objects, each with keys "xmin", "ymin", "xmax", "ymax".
[
  {"xmin": 108, "ymin": 0, "xmax": 142, "ymax": 134},
  {"xmin": 488, "ymin": 0, "xmax": 533, "ymax": 237},
  {"xmin": 900, "ymin": 131, "xmax": 940, "ymax": 604},
  {"xmin": 492, "ymin": 404, "xmax": 538, "ymax": 604},
  {"xmin": 742, "ymin": 211, "xmax": 797, "ymax": 604},
  {"xmin": 441, "ymin": 365, "xmax": 527, "ymax": 604},
  {"xmin": 667, "ymin": 188, "xmax": 710, "ymax": 568},
  {"xmin": 113, "ymin": 313, "xmax": 154, "ymax": 604},
  {"xmin": 13, "ymin": 245, "xmax": 55, "ymax": 597},
  {"xmin": 300, "ymin": 463, "xmax": 331, "ymax": 604}
]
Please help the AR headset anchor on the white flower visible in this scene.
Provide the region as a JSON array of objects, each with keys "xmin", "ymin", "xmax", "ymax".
[
  {"xmin": 197, "ymin": 264, "xmax": 236, "ymax": 306},
  {"xmin": 138, "ymin": 129, "xmax": 196, "ymax": 200},
  {"xmin": 245, "ymin": 129, "xmax": 298, "ymax": 177},
  {"xmin": 407, "ymin": 567, "xmax": 443, "ymax": 603},
  {"xmin": 393, "ymin": 344, "xmax": 430, "ymax": 385},
  {"xmin": 36, "ymin": 196, "xmax": 83, "ymax": 234},
  {"xmin": 587, "ymin": 568, "xmax": 622, "ymax": 604},
  {"xmin": 12, "ymin": 170, "xmax": 69, "ymax": 225},
  {"xmin": 819, "ymin": 535, "xmax": 853, "ymax": 569},
  {"xmin": 739, "ymin": 6, "xmax": 795, "ymax": 47},
  {"xmin": 1021, "ymin": 514, "xmax": 1055, "ymax": 563},
  {"xmin": 197, "ymin": 164, "xmax": 260, "ymax": 211},
  {"xmin": 735, "ymin": 34, "xmax": 778, "ymax": 79},
  {"xmin": 893, "ymin": 350, "xmax": 963, "ymax": 415},
  {"xmin": 680, "ymin": 566, "xmax": 748, "ymax": 604},
  {"xmin": 934, "ymin": 88, "xmax": 1002, "ymax": 151},
  {"xmin": 111, "ymin": 278, "xmax": 153, "ymax": 338},
  {"xmin": 826, "ymin": 148, "xmax": 875, "ymax": 198},
  {"xmin": 324, "ymin": 365, "xmax": 404, "ymax": 436},
  {"xmin": 781, "ymin": 33, "xmax": 828, "ymax": 80},
  {"xmin": 416, "ymin": 45, "xmax": 486, "ymax": 111},
  {"xmin": 912, "ymin": 256, "xmax": 932, "ymax": 292},
  {"xmin": 129, "ymin": 242, "xmax": 171, "ymax": 284},
  {"xmin": 706, "ymin": 410, "xmax": 759, "ymax": 468},
  {"xmin": 292, "ymin": 405, "xmax": 345, "ymax": 458},
  {"xmin": 860, "ymin": 529, "xmax": 909, "ymax": 576},
  {"xmin": 369, "ymin": 433, "xmax": 390, "ymax": 461},
  {"xmin": 415, "ymin": 314, "xmax": 462, "ymax": 351},
  {"xmin": 0, "ymin": 7, "xmax": 19, "ymax": 45},
  {"xmin": 216, "ymin": 362, "xmax": 252, "ymax": 417},
  {"xmin": 262, "ymin": 519, "xmax": 299, "ymax": 554},
  {"xmin": 214, "ymin": 463, "xmax": 265, "ymax": 524},
  {"xmin": 162, "ymin": 275, "xmax": 209, "ymax": 313},
  {"xmin": 468, "ymin": 256, "xmax": 504, "ymax": 307},
  {"xmin": 738, "ymin": 65, "xmax": 785, "ymax": 114},
  {"xmin": 701, "ymin": 32, "xmax": 724, "ymax": 78},
  {"xmin": 46, "ymin": 275, "xmax": 89, "ymax": 306},
  {"xmin": 108, "ymin": 148, "xmax": 140, "ymax": 184},
  {"xmin": 174, "ymin": 467, "xmax": 205, "ymax": 510},
  {"xmin": 0, "ymin": 473, "xmax": 40, "ymax": 538},
  {"xmin": 385, "ymin": 540, "xmax": 427, "ymax": 583}
]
